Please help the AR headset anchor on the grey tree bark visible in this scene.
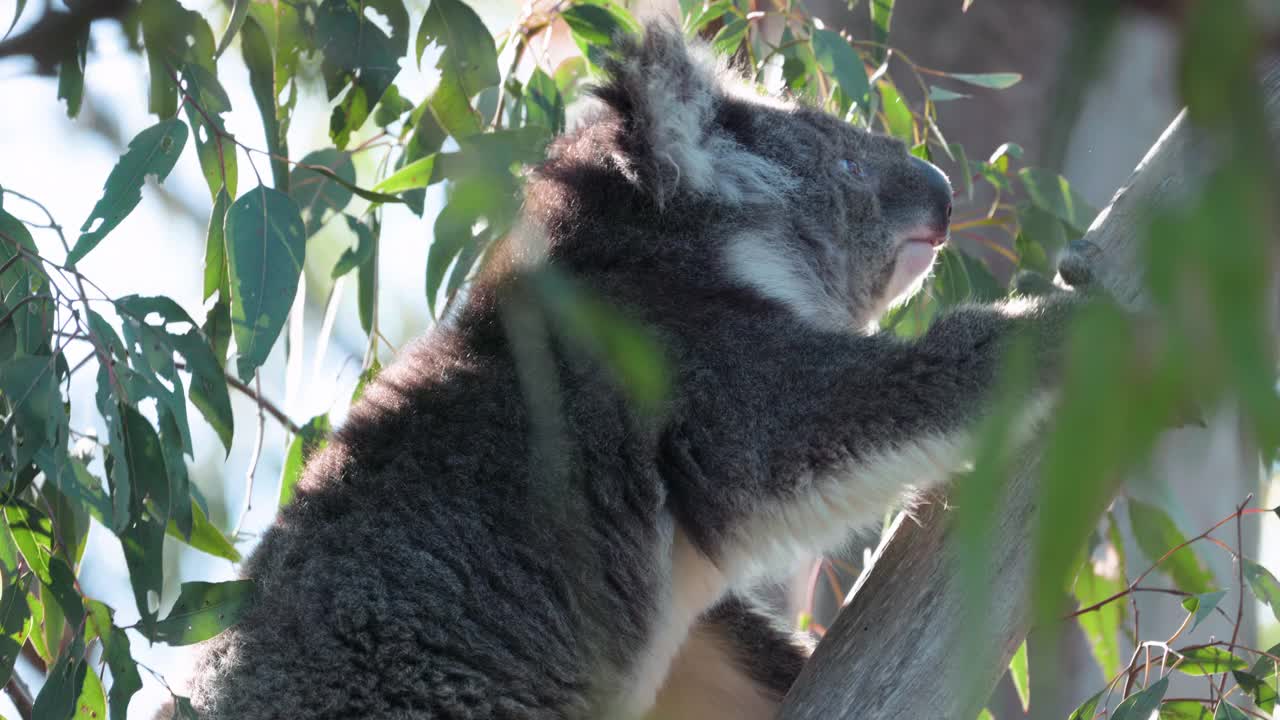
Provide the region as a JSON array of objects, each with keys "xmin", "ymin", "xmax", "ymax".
[{"xmin": 777, "ymin": 61, "xmax": 1280, "ymax": 720}]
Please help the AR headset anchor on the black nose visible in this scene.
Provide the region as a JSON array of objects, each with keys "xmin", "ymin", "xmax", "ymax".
[{"xmin": 911, "ymin": 156, "xmax": 953, "ymax": 229}]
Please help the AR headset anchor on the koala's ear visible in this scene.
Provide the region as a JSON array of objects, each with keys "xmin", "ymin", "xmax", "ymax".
[{"xmin": 594, "ymin": 22, "xmax": 791, "ymax": 209}]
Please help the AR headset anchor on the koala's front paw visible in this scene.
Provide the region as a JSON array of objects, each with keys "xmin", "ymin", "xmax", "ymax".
[{"xmin": 1057, "ymin": 239, "xmax": 1104, "ymax": 291}]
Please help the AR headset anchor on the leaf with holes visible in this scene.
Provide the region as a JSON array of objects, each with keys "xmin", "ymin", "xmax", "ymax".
[
  {"xmin": 417, "ymin": 0, "xmax": 498, "ymax": 136},
  {"xmin": 142, "ymin": 580, "xmax": 254, "ymax": 646},
  {"xmin": 68, "ymin": 119, "xmax": 188, "ymax": 265},
  {"xmin": 224, "ymin": 185, "xmax": 305, "ymax": 382},
  {"xmin": 315, "ymin": 0, "xmax": 405, "ymax": 148},
  {"xmin": 182, "ymin": 63, "xmax": 238, "ymax": 200}
]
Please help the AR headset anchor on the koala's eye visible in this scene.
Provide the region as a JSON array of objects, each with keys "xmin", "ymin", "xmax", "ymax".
[{"xmin": 838, "ymin": 158, "xmax": 863, "ymax": 177}]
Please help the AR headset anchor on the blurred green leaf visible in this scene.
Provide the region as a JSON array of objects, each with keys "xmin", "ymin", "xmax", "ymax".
[
  {"xmin": 279, "ymin": 414, "xmax": 331, "ymax": 508},
  {"xmin": 224, "ymin": 185, "xmax": 305, "ymax": 381},
  {"xmin": 1174, "ymin": 646, "xmax": 1248, "ymax": 675},
  {"xmin": 333, "ymin": 216, "xmax": 375, "ymax": 279},
  {"xmin": 73, "ymin": 666, "xmax": 106, "ymax": 720},
  {"xmin": 1067, "ymin": 691, "xmax": 1102, "ymax": 720},
  {"xmin": 685, "ymin": 0, "xmax": 732, "ymax": 33},
  {"xmin": 241, "ymin": 15, "xmax": 290, "ymax": 190},
  {"xmin": 525, "ymin": 68, "xmax": 565, "ymax": 135},
  {"xmin": 1212, "ymin": 702, "xmax": 1248, "ymax": 720},
  {"xmin": 1128, "ymin": 498, "xmax": 1214, "ymax": 595},
  {"xmin": 1233, "ymin": 668, "xmax": 1277, "ymax": 714},
  {"xmin": 68, "ymin": 119, "xmax": 188, "ymax": 265},
  {"xmin": 374, "ymin": 83, "xmax": 415, "ymax": 127},
  {"xmin": 812, "ymin": 29, "xmax": 869, "ymax": 115},
  {"xmin": 0, "ymin": 574, "xmax": 31, "ymax": 688},
  {"xmin": 1074, "ymin": 551, "xmax": 1125, "ymax": 680},
  {"xmin": 0, "ymin": 207, "xmax": 54, "ymax": 361},
  {"xmin": 1160, "ymin": 701, "xmax": 1211, "ymax": 719},
  {"xmin": 1242, "ymin": 559, "xmax": 1280, "ymax": 623},
  {"xmin": 1019, "ymin": 168, "xmax": 1095, "ymax": 233},
  {"xmin": 1009, "ymin": 640, "xmax": 1030, "ymax": 711},
  {"xmin": 1180, "ymin": 589, "xmax": 1226, "ymax": 633},
  {"xmin": 711, "ymin": 18, "xmax": 749, "ymax": 56},
  {"xmin": 373, "ymin": 154, "xmax": 439, "ymax": 194},
  {"xmin": 32, "ymin": 638, "xmax": 86, "ymax": 720},
  {"xmin": 139, "ymin": 0, "xmax": 215, "ymax": 118},
  {"xmin": 214, "ymin": 0, "xmax": 250, "ymax": 57},
  {"xmin": 142, "ymin": 580, "xmax": 254, "ymax": 646},
  {"xmin": 946, "ymin": 72, "xmax": 1021, "ymax": 89},
  {"xmin": 561, "ymin": 3, "xmax": 639, "ymax": 65},
  {"xmin": 877, "ymin": 81, "xmax": 913, "ymax": 142},
  {"xmin": 4, "ymin": 502, "xmax": 52, "ymax": 584},
  {"xmin": 3, "ymin": 0, "xmax": 26, "ymax": 40},
  {"xmin": 56, "ymin": 25, "xmax": 88, "ymax": 118},
  {"xmin": 869, "ymin": 0, "xmax": 894, "ymax": 61},
  {"xmin": 928, "ymin": 86, "xmax": 970, "ymax": 103}
]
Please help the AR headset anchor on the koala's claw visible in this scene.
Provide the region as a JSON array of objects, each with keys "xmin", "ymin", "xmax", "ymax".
[{"xmin": 1057, "ymin": 239, "xmax": 1103, "ymax": 290}]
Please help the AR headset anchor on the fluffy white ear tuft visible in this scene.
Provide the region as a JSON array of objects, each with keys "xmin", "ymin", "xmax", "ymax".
[{"xmin": 596, "ymin": 23, "xmax": 795, "ymax": 209}]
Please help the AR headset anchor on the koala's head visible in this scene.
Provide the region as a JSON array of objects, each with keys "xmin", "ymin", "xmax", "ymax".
[{"xmin": 527, "ymin": 22, "xmax": 952, "ymax": 330}]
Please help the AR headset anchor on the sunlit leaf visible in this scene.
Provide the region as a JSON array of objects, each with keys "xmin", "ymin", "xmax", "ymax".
[
  {"xmin": 141, "ymin": 580, "xmax": 254, "ymax": 646},
  {"xmin": 1160, "ymin": 701, "xmax": 1211, "ymax": 719},
  {"xmin": 0, "ymin": 574, "xmax": 31, "ymax": 688},
  {"xmin": 167, "ymin": 501, "xmax": 240, "ymax": 562},
  {"xmin": 1174, "ymin": 646, "xmax": 1248, "ymax": 676},
  {"xmin": 279, "ymin": 414, "xmax": 331, "ymax": 508},
  {"xmin": 1009, "ymin": 640, "xmax": 1030, "ymax": 711},
  {"xmin": 1074, "ymin": 548, "xmax": 1125, "ymax": 679}
]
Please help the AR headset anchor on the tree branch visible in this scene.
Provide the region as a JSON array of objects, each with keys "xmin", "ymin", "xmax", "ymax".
[
  {"xmin": 778, "ymin": 60, "xmax": 1280, "ymax": 720},
  {"xmin": 0, "ymin": 0, "xmax": 132, "ymax": 73}
]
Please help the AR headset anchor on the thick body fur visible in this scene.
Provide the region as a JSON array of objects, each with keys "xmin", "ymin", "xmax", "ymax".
[{"xmin": 181, "ymin": 24, "xmax": 1086, "ymax": 720}]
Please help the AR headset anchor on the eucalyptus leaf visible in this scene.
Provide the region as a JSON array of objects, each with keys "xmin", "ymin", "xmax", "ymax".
[
  {"xmin": 143, "ymin": 580, "xmax": 254, "ymax": 646},
  {"xmin": 1111, "ymin": 677, "xmax": 1168, "ymax": 720},
  {"xmin": 224, "ymin": 185, "xmax": 306, "ymax": 381},
  {"xmin": 1174, "ymin": 646, "xmax": 1248, "ymax": 675},
  {"xmin": 69, "ymin": 119, "xmax": 188, "ymax": 265}
]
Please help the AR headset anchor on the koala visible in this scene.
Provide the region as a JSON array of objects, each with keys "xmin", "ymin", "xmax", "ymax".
[{"xmin": 178, "ymin": 22, "xmax": 1088, "ymax": 720}]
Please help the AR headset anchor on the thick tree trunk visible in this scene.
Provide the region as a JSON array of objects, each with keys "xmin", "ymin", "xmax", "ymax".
[{"xmin": 777, "ymin": 61, "xmax": 1280, "ymax": 720}]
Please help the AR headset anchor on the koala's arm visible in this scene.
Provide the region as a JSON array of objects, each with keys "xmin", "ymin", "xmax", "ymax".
[{"xmin": 663, "ymin": 292, "xmax": 1079, "ymax": 579}]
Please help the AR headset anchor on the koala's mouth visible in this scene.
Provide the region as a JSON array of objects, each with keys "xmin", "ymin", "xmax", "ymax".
[{"xmin": 901, "ymin": 229, "xmax": 949, "ymax": 248}]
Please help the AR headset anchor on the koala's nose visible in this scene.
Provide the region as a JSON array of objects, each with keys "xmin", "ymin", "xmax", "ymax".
[{"xmin": 911, "ymin": 156, "xmax": 953, "ymax": 230}]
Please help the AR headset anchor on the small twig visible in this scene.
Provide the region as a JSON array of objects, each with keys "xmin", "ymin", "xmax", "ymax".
[
  {"xmin": 174, "ymin": 360, "xmax": 300, "ymax": 434},
  {"xmin": 1217, "ymin": 495, "xmax": 1252, "ymax": 703},
  {"xmin": 234, "ymin": 372, "xmax": 267, "ymax": 537}
]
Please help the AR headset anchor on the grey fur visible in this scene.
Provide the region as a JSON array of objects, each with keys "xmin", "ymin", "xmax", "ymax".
[{"xmin": 176, "ymin": 23, "xmax": 1090, "ymax": 720}]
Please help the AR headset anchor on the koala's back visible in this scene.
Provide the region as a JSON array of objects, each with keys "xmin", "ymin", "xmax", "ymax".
[{"xmin": 187, "ymin": 325, "xmax": 669, "ymax": 719}]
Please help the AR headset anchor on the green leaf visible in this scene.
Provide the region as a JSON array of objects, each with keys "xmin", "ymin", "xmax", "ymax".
[
  {"xmin": 0, "ymin": 354, "xmax": 63, "ymax": 469},
  {"xmin": 374, "ymin": 83, "xmax": 415, "ymax": 127},
  {"xmin": 1212, "ymin": 702, "xmax": 1248, "ymax": 720},
  {"xmin": 1180, "ymin": 589, "xmax": 1227, "ymax": 632},
  {"xmin": 869, "ymin": 0, "xmax": 894, "ymax": 63},
  {"xmin": 811, "ymin": 29, "xmax": 870, "ymax": 114},
  {"xmin": 1019, "ymin": 168, "xmax": 1095, "ymax": 233},
  {"xmin": 315, "ymin": 0, "xmax": 405, "ymax": 148},
  {"xmin": 684, "ymin": 0, "xmax": 732, "ymax": 33},
  {"xmin": 928, "ymin": 86, "xmax": 970, "ymax": 102},
  {"xmin": 85, "ymin": 603, "xmax": 141, "ymax": 720},
  {"xmin": 877, "ymin": 81, "xmax": 913, "ymax": 142},
  {"xmin": 1009, "ymin": 639, "xmax": 1030, "ymax": 711},
  {"xmin": 333, "ymin": 216, "xmax": 375, "ymax": 279},
  {"xmin": 1112, "ymin": 677, "xmax": 1168, "ymax": 720},
  {"xmin": 946, "ymin": 71, "xmax": 1022, "ymax": 89},
  {"xmin": 142, "ymin": 580, "xmax": 254, "ymax": 646},
  {"xmin": 1233, "ymin": 668, "xmax": 1277, "ymax": 714},
  {"xmin": 976, "ymin": 711, "xmax": 993, "ymax": 720},
  {"xmin": 561, "ymin": 4, "xmax": 638, "ymax": 63},
  {"xmin": 182, "ymin": 63, "xmax": 239, "ymax": 200},
  {"xmin": 1160, "ymin": 701, "xmax": 1211, "ymax": 719},
  {"xmin": 0, "ymin": 574, "xmax": 31, "ymax": 688},
  {"xmin": 44, "ymin": 556, "xmax": 84, "ymax": 630},
  {"xmin": 279, "ymin": 414, "xmax": 331, "ymax": 508},
  {"xmin": 214, "ymin": 0, "xmax": 251, "ymax": 57},
  {"xmin": 1175, "ymin": 646, "xmax": 1248, "ymax": 675},
  {"xmin": 290, "ymin": 149, "xmax": 355, "ymax": 237},
  {"xmin": 530, "ymin": 268, "xmax": 669, "ymax": 414},
  {"xmin": 0, "ymin": 206, "xmax": 54, "ymax": 361},
  {"xmin": 1067, "ymin": 691, "xmax": 1103, "ymax": 720},
  {"xmin": 4, "ymin": 503, "xmax": 52, "ymax": 584},
  {"xmin": 1128, "ymin": 498, "xmax": 1214, "ymax": 595},
  {"xmin": 167, "ymin": 499, "xmax": 240, "ymax": 562},
  {"xmin": 711, "ymin": 17, "xmax": 749, "ymax": 56},
  {"xmin": 224, "ymin": 185, "xmax": 306, "ymax": 382},
  {"xmin": 241, "ymin": 15, "xmax": 290, "ymax": 191},
  {"xmin": 1242, "ymin": 558, "xmax": 1280, "ymax": 623},
  {"xmin": 1073, "ymin": 546, "xmax": 1126, "ymax": 679},
  {"xmin": 525, "ymin": 68, "xmax": 565, "ymax": 135},
  {"xmin": 72, "ymin": 658, "xmax": 106, "ymax": 720},
  {"xmin": 139, "ymin": 0, "xmax": 215, "ymax": 118},
  {"xmin": 119, "ymin": 518, "xmax": 166, "ymax": 629},
  {"xmin": 32, "ymin": 640, "xmax": 86, "ymax": 720},
  {"xmin": 418, "ymin": 0, "xmax": 499, "ymax": 137},
  {"xmin": 353, "ymin": 216, "xmax": 379, "ymax": 334},
  {"xmin": 68, "ymin": 119, "xmax": 188, "ymax": 265},
  {"xmin": 56, "ymin": 26, "xmax": 89, "ymax": 118},
  {"xmin": 116, "ymin": 404, "xmax": 170, "ymax": 518},
  {"xmin": 372, "ymin": 153, "xmax": 439, "ymax": 194}
]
